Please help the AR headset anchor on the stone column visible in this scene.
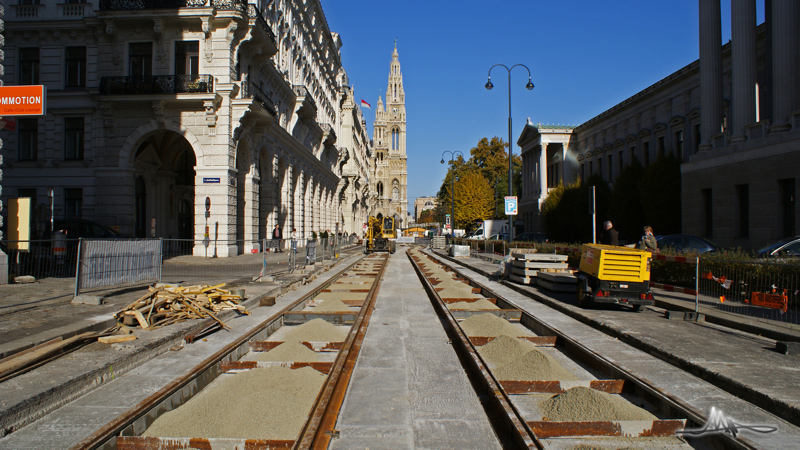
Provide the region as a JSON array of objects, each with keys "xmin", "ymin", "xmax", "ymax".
[
  {"xmin": 699, "ymin": 0, "xmax": 723, "ymax": 150},
  {"xmin": 730, "ymin": 0, "xmax": 757, "ymax": 143},
  {"xmin": 771, "ymin": 0, "xmax": 799, "ymax": 132},
  {"xmin": 285, "ymin": 162, "xmax": 293, "ymax": 233},
  {"xmin": 538, "ymin": 143, "xmax": 547, "ymax": 198},
  {"xmin": 244, "ymin": 163, "xmax": 259, "ymax": 253},
  {"xmin": 296, "ymin": 169, "xmax": 304, "ymax": 239}
]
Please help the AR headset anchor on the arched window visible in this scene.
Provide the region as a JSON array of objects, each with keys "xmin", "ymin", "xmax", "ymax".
[
  {"xmin": 377, "ymin": 182, "xmax": 384, "ymax": 197},
  {"xmin": 392, "ymin": 128, "xmax": 399, "ymax": 151}
]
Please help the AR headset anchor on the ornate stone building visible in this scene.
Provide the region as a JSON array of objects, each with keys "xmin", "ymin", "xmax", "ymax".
[
  {"xmin": 520, "ymin": 0, "xmax": 798, "ymax": 250},
  {"xmin": 1, "ymin": 0, "xmax": 374, "ymax": 256},
  {"xmin": 371, "ymin": 44, "xmax": 408, "ymax": 228}
]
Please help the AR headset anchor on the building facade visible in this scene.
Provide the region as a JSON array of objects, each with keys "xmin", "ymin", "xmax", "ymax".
[
  {"xmin": 414, "ymin": 196, "xmax": 437, "ymax": 222},
  {"xmin": 1, "ymin": 0, "xmax": 374, "ymax": 256},
  {"xmin": 371, "ymin": 44, "xmax": 408, "ymax": 228},
  {"xmin": 520, "ymin": 0, "xmax": 798, "ymax": 250}
]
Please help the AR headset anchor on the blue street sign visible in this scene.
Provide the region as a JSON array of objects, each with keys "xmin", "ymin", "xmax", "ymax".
[{"xmin": 505, "ymin": 196, "xmax": 518, "ymax": 216}]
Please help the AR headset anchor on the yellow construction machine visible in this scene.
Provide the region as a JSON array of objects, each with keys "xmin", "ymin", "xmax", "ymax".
[
  {"xmin": 364, "ymin": 216, "xmax": 396, "ymax": 253},
  {"xmin": 576, "ymin": 243, "xmax": 655, "ymax": 312}
]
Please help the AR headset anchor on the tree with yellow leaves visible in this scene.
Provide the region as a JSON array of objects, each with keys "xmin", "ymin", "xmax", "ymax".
[{"xmin": 445, "ymin": 171, "xmax": 494, "ymax": 229}]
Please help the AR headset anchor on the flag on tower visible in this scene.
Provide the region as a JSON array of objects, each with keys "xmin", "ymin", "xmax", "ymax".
[{"xmin": 360, "ymin": 99, "xmax": 371, "ymax": 109}]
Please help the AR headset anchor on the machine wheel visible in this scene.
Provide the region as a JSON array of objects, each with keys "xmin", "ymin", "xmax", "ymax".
[
  {"xmin": 390, "ymin": 242, "xmax": 396, "ymax": 254},
  {"xmin": 577, "ymin": 279, "xmax": 592, "ymax": 309}
]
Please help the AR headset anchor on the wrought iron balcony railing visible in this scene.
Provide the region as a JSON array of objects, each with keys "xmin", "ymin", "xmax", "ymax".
[
  {"xmin": 99, "ymin": 75, "xmax": 214, "ymax": 96},
  {"xmin": 242, "ymin": 81, "xmax": 276, "ymax": 115},
  {"xmin": 99, "ymin": 0, "xmax": 248, "ymax": 11}
]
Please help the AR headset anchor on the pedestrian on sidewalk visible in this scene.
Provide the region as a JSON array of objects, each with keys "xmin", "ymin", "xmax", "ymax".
[
  {"xmin": 272, "ymin": 224, "xmax": 283, "ymax": 252},
  {"xmin": 637, "ymin": 225, "xmax": 658, "ymax": 253},
  {"xmin": 601, "ymin": 220, "xmax": 619, "ymax": 246},
  {"xmin": 290, "ymin": 228, "xmax": 298, "ymax": 253}
]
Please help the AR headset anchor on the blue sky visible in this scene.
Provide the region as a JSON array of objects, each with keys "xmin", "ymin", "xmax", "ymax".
[{"xmin": 320, "ymin": 1, "xmax": 762, "ymax": 215}]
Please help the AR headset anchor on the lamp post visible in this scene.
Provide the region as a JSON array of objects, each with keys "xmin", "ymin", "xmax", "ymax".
[
  {"xmin": 441, "ymin": 150, "xmax": 464, "ymax": 236},
  {"xmin": 485, "ymin": 64, "xmax": 534, "ymax": 243}
]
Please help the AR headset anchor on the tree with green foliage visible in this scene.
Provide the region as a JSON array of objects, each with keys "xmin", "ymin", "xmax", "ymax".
[
  {"xmin": 639, "ymin": 153, "xmax": 682, "ymax": 235},
  {"xmin": 608, "ymin": 158, "xmax": 645, "ymax": 242}
]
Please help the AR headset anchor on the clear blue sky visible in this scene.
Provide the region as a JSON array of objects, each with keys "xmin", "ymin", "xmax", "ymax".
[{"xmin": 320, "ymin": 0, "xmax": 762, "ymax": 215}]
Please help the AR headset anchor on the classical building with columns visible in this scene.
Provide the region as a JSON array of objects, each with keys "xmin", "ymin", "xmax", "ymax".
[
  {"xmin": 371, "ymin": 44, "xmax": 409, "ymax": 228},
  {"xmin": 520, "ymin": 0, "xmax": 798, "ymax": 250},
  {"xmin": 1, "ymin": 0, "xmax": 374, "ymax": 256}
]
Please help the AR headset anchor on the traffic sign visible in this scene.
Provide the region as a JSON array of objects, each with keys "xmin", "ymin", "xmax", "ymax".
[{"xmin": 504, "ymin": 196, "xmax": 518, "ymax": 215}]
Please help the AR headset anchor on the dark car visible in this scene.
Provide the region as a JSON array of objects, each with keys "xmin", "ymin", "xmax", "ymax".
[
  {"xmin": 53, "ymin": 219, "xmax": 121, "ymax": 240},
  {"xmin": 514, "ymin": 232, "xmax": 548, "ymax": 243},
  {"xmin": 655, "ymin": 234, "xmax": 718, "ymax": 254},
  {"xmin": 756, "ymin": 236, "xmax": 800, "ymax": 257}
]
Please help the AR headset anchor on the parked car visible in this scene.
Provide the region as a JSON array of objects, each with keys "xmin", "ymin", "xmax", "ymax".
[
  {"xmin": 514, "ymin": 232, "xmax": 548, "ymax": 243},
  {"xmin": 53, "ymin": 219, "xmax": 121, "ymax": 240},
  {"xmin": 655, "ymin": 234, "xmax": 718, "ymax": 254},
  {"xmin": 756, "ymin": 236, "xmax": 800, "ymax": 257},
  {"xmin": 488, "ymin": 233, "xmax": 509, "ymax": 241}
]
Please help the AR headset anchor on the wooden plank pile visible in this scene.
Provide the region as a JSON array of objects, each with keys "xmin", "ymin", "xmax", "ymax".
[
  {"xmin": 508, "ymin": 251, "xmax": 571, "ymax": 287},
  {"xmin": 115, "ymin": 284, "xmax": 249, "ymax": 331}
]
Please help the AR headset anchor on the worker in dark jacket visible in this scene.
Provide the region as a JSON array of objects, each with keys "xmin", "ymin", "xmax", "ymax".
[
  {"xmin": 601, "ymin": 221, "xmax": 619, "ymax": 246},
  {"xmin": 272, "ymin": 224, "xmax": 283, "ymax": 252}
]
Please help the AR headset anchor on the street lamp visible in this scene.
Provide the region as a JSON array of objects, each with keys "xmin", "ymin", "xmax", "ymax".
[
  {"xmin": 441, "ymin": 150, "xmax": 464, "ymax": 236},
  {"xmin": 486, "ymin": 64, "xmax": 534, "ymax": 243}
]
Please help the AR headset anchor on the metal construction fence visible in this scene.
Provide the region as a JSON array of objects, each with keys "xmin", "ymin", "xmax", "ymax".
[
  {"xmin": 1, "ymin": 238, "xmax": 82, "ymax": 280},
  {"xmin": 452, "ymin": 237, "xmax": 800, "ymax": 325},
  {"xmin": 75, "ymin": 239, "xmax": 162, "ymax": 296}
]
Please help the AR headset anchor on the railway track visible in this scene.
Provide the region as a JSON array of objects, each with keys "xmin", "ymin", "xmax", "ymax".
[
  {"xmin": 406, "ymin": 247, "xmax": 759, "ymax": 450},
  {"xmin": 4, "ymin": 244, "xmax": 793, "ymax": 449}
]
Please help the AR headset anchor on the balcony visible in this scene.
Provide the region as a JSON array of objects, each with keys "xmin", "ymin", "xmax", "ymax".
[
  {"xmin": 99, "ymin": 0, "xmax": 245, "ymax": 11},
  {"xmin": 100, "ymin": 75, "xmax": 214, "ymax": 96},
  {"xmin": 241, "ymin": 81, "xmax": 276, "ymax": 116}
]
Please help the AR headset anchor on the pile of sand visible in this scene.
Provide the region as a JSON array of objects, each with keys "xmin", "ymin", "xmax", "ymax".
[
  {"xmin": 448, "ymin": 299, "xmax": 500, "ymax": 310},
  {"xmin": 255, "ymin": 341, "xmax": 318, "ymax": 362},
  {"xmin": 494, "ymin": 348, "xmax": 578, "ymax": 381},
  {"xmin": 315, "ymin": 299, "xmax": 352, "ymax": 312},
  {"xmin": 460, "ymin": 313, "xmax": 534, "ymax": 337},
  {"xmin": 143, "ymin": 366, "xmax": 325, "ymax": 440},
  {"xmin": 539, "ymin": 386, "xmax": 658, "ymax": 422},
  {"xmin": 283, "ymin": 318, "xmax": 348, "ymax": 342},
  {"xmin": 477, "ymin": 335, "xmax": 536, "ymax": 367}
]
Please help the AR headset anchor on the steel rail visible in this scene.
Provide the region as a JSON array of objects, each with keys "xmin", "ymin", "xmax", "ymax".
[
  {"xmin": 69, "ymin": 253, "xmax": 370, "ymax": 450},
  {"xmin": 423, "ymin": 249, "xmax": 762, "ymax": 450},
  {"xmin": 296, "ymin": 253, "xmax": 389, "ymax": 449}
]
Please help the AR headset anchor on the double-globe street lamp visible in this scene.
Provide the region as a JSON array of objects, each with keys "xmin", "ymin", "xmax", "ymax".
[
  {"xmin": 485, "ymin": 64, "xmax": 534, "ymax": 243},
  {"xmin": 441, "ymin": 150, "xmax": 464, "ymax": 236}
]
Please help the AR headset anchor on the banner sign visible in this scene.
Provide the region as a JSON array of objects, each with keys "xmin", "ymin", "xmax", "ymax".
[
  {"xmin": 0, "ymin": 85, "xmax": 46, "ymax": 116},
  {"xmin": 749, "ymin": 291, "xmax": 788, "ymax": 313}
]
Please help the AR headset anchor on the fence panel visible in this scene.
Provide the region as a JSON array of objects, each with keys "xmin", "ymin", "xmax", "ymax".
[
  {"xmin": 1, "ymin": 239, "xmax": 81, "ymax": 280},
  {"xmin": 76, "ymin": 239, "xmax": 162, "ymax": 295}
]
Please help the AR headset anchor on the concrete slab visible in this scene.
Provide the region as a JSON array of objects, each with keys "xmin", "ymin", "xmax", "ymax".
[{"xmin": 331, "ymin": 248, "xmax": 502, "ymax": 450}]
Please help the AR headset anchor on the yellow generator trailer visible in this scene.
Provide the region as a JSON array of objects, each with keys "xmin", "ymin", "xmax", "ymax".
[
  {"xmin": 364, "ymin": 216, "xmax": 396, "ymax": 254},
  {"xmin": 576, "ymin": 243, "xmax": 655, "ymax": 311}
]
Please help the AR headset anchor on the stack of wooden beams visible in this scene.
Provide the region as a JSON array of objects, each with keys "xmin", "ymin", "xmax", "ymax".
[
  {"xmin": 115, "ymin": 284, "xmax": 249, "ymax": 331},
  {"xmin": 508, "ymin": 251, "xmax": 571, "ymax": 286}
]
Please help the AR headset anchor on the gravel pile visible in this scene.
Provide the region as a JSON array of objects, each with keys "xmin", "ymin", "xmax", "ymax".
[
  {"xmin": 283, "ymin": 318, "xmax": 348, "ymax": 342},
  {"xmin": 448, "ymin": 299, "xmax": 500, "ymax": 310},
  {"xmin": 477, "ymin": 335, "xmax": 536, "ymax": 367},
  {"xmin": 254, "ymin": 341, "xmax": 319, "ymax": 362},
  {"xmin": 460, "ymin": 313, "xmax": 534, "ymax": 337},
  {"xmin": 314, "ymin": 299, "xmax": 352, "ymax": 312},
  {"xmin": 494, "ymin": 348, "xmax": 578, "ymax": 381},
  {"xmin": 539, "ymin": 386, "xmax": 658, "ymax": 422},
  {"xmin": 143, "ymin": 366, "xmax": 326, "ymax": 440}
]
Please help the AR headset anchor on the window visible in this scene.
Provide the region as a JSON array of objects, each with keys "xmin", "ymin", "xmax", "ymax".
[
  {"xmin": 64, "ymin": 188, "xmax": 83, "ymax": 219},
  {"xmin": 129, "ymin": 42, "xmax": 153, "ymax": 77},
  {"xmin": 175, "ymin": 41, "xmax": 199, "ymax": 77},
  {"xmin": 674, "ymin": 130, "xmax": 683, "ymax": 159},
  {"xmin": 618, "ymin": 151, "xmax": 624, "ymax": 172},
  {"xmin": 580, "ymin": 163, "xmax": 585, "ymax": 181},
  {"xmin": 597, "ymin": 158, "xmax": 602, "ymax": 179},
  {"xmin": 19, "ymin": 47, "xmax": 40, "ymax": 85},
  {"xmin": 64, "ymin": 117, "xmax": 84, "ymax": 160},
  {"xmin": 629, "ymin": 146, "xmax": 636, "ymax": 164},
  {"xmin": 391, "ymin": 128, "xmax": 399, "ymax": 151},
  {"xmin": 657, "ymin": 136, "xmax": 665, "ymax": 158},
  {"xmin": 643, "ymin": 142, "xmax": 650, "ymax": 166},
  {"xmin": 779, "ymin": 178, "xmax": 796, "ymax": 238},
  {"xmin": 694, "ymin": 124, "xmax": 701, "ymax": 153},
  {"xmin": 702, "ymin": 189, "xmax": 713, "ymax": 237},
  {"xmin": 736, "ymin": 184, "xmax": 749, "ymax": 238},
  {"xmin": 607, "ymin": 154, "xmax": 612, "ymax": 180},
  {"xmin": 589, "ymin": 161, "xmax": 593, "ymax": 175},
  {"xmin": 65, "ymin": 46, "xmax": 86, "ymax": 88},
  {"xmin": 18, "ymin": 118, "xmax": 38, "ymax": 161}
]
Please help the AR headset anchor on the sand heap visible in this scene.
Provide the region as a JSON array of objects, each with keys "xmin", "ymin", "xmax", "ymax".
[
  {"xmin": 255, "ymin": 341, "xmax": 319, "ymax": 362},
  {"xmin": 448, "ymin": 299, "xmax": 500, "ymax": 310},
  {"xmin": 477, "ymin": 335, "xmax": 536, "ymax": 367},
  {"xmin": 460, "ymin": 313, "xmax": 534, "ymax": 337},
  {"xmin": 314, "ymin": 299, "xmax": 352, "ymax": 312},
  {"xmin": 493, "ymin": 348, "xmax": 578, "ymax": 381},
  {"xmin": 539, "ymin": 386, "xmax": 658, "ymax": 422},
  {"xmin": 143, "ymin": 366, "xmax": 325, "ymax": 440},
  {"xmin": 283, "ymin": 318, "xmax": 348, "ymax": 342}
]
